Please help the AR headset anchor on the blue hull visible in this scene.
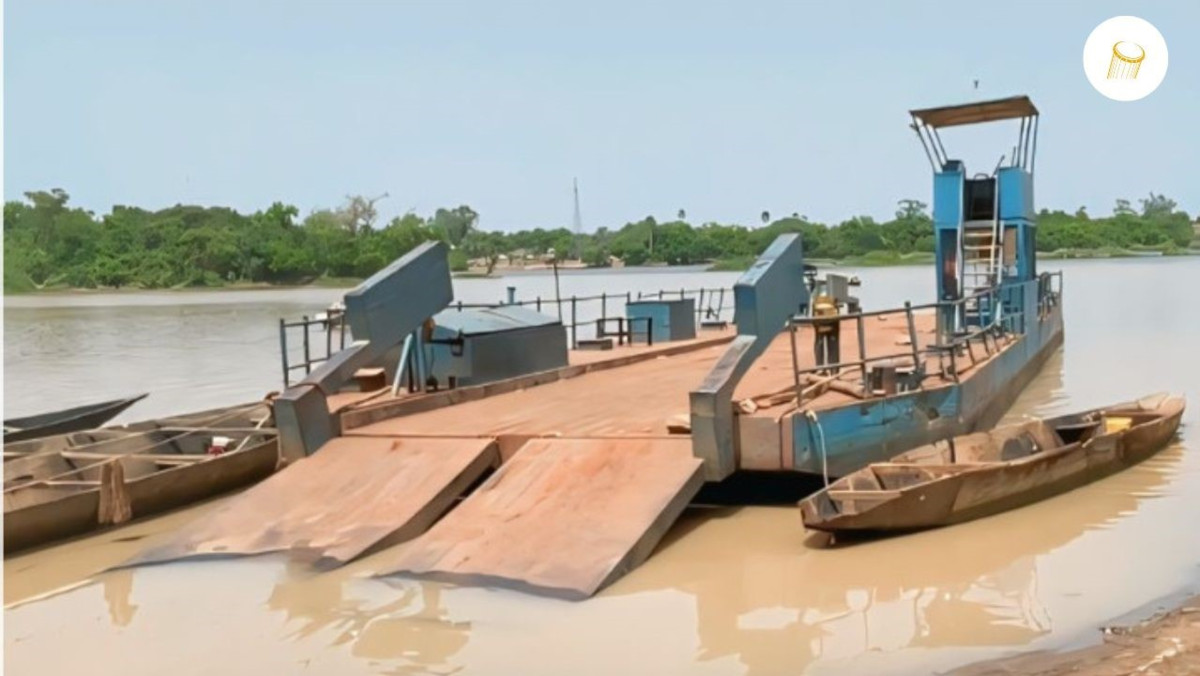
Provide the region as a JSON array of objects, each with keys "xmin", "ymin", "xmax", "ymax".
[{"xmin": 790, "ymin": 302, "xmax": 1064, "ymax": 477}]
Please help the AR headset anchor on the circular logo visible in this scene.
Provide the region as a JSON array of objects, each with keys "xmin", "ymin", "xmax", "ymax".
[{"xmin": 1083, "ymin": 16, "xmax": 1168, "ymax": 101}]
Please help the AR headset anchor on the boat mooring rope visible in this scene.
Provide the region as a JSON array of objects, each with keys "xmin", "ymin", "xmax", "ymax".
[{"xmin": 805, "ymin": 409, "xmax": 831, "ymax": 488}]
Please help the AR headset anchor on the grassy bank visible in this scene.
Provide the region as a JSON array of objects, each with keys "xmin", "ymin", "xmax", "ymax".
[
  {"xmin": 9, "ymin": 248, "xmax": 1199, "ymax": 294},
  {"xmin": 709, "ymin": 250, "xmax": 933, "ymax": 271},
  {"xmin": 708, "ymin": 247, "xmax": 1199, "ymax": 272},
  {"xmin": 2, "ymin": 275, "xmax": 369, "ymax": 295},
  {"xmin": 1038, "ymin": 245, "xmax": 1200, "ymax": 259}
]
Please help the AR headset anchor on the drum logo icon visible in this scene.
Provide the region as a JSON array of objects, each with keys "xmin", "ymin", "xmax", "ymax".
[
  {"xmin": 1107, "ymin": 41, "xmax": 1145, "ymax": 80},
  {"xmin": 1083, "ymin": 16, "xmax": 1168, "ymax": 101}
]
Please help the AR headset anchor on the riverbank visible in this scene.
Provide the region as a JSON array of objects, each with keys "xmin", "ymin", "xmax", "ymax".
[
  {"xmin": 956, "ymin": 594, "xmax": 1200, "ymax": 675},
  {"xmin": 6, "ymin": 248, "xmax": 1199, "ymax": 295},
  {"xmin": 709, "ymin": 247, "xmax": 1200, "ymax": 272}
]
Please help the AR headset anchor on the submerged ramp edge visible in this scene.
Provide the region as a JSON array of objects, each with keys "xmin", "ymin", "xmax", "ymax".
[
  {"xmin": 371, "ymin": 436, "xmax": 704, "ymax": 599},
  {"xmin": 122, "ymin": 436, "xmax": 497, "ymax": 568}
]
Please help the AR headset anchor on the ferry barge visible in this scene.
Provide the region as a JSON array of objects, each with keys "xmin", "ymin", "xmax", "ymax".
[{"xmin": 127, "ymin": 96, "xmax": 1064, "ymax": 599}]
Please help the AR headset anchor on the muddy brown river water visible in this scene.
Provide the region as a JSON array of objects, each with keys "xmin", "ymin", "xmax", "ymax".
[{"xmin": 4, "ymin": 259, "xmax": 1199, "ymax": 675}]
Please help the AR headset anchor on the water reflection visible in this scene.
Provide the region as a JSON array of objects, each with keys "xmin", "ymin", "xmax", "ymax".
[
  {"xmin": 605, "ymin": 440, "xmax": 1178, "ymax": 674},
  {"xmin": 234, "ymin": 439, "xmax": 1178, "ymax": 676},
  {"xmin": 266, "ymin": 561, "xmax": 469, "ymax": 673},
  {"xmin": 102, "ymin": 568, "xmax": 139, "ymax": 627},
  {"xmin": 1001, "ymin": 348, "xmax": 1069, "ymax": 421}
]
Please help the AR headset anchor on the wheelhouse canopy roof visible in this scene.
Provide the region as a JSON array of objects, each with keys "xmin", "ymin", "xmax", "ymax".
[{"xmin": 910, "ymin": 95, "xmax": 1038, "ymax": 129}]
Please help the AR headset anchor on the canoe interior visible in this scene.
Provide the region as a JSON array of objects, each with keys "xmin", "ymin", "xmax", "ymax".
[
  {"xmin": 3, "ymin": 428, "xmax": 278, "ymax": 512},
  {"xmin": 3, "ymin": 402, "xmax": 272, "ymax": 459},
  {"xmin": 3, "ymin": 426, "xmax": 281, "ymax": 554},
  {"xmin": 801, "ymin": 394, "xmax": 1185, "ymax": 531}
]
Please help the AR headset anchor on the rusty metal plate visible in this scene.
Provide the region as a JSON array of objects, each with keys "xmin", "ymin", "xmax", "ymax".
[
  {"xmin": 125, "ymin": 436, "xmax": 497, "ymax": 567},
  {"xmin": 370, "ymin": 437, "xmax": 704, "ymax": 599}
]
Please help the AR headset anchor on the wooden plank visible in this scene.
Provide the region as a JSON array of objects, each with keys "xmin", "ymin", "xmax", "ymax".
[
  {"xmin": 125, "ymin": 436, "xmax": 498, "ymax": 567},
  {"xmin": 41, "ymin": 480, "xmax": 102, "ymax": 487},
  {"xmin": 371, "ymin": 437, "xmax": 704, "ymax": 599},
  {"xmin": 827, "ymin": 489, "xmax": 902, "ymax": 500},
  {"xmin": 59, "ymin": 452, "xmax": 209, "ymax": 463}
]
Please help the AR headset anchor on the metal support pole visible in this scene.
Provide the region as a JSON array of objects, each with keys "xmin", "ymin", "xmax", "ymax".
[
  {"xmin": 856, "ymin": 314, "xmax": 868, "ymax": 394},
  {"xmin": 570, "ymin": 296, "xmax": 578, "ymax": 349},
  {"xmin": 413, "ymin": 330, "xmax": 427, "ymax": 391},
  {"xmin": 553, "ymin": 259, "xmax": 563, "ymax": 322},
  {"xmin": 302, "ymin": 315, "xmax": 311, "ymax": 374},
  {"xmin": 601, "ymin": 293, "xmax": 607, "ymax": 322},
  {"xmin": 278, "ymin": 318, "xmax": 289, "ymax": 386},
  {"xmin": 789, "ymin": 324, "xmax": 802, "ymax": 403},
  {"xmin": 904, "ymin": 302, "xmax": 920, "ymax": 371},
  {"xmin": 325, "ymin": 315, "xmax": 333, "ymax": 361}
]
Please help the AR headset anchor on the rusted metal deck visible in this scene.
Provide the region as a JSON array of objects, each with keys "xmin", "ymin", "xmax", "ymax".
[
  {"xmin": 125, "ymin": 307, "xmax": 1019, "ymax": 597},
  {"xmin": 370, "ymin": 437, "xmax": 703, "ymax": 598},
  {"xmin": 126, "ymin": 436, "xmax": 497, "ymax": 566}
]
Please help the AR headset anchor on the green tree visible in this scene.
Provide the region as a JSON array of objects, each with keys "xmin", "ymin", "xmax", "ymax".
[{"xmin": 431, "ymin": 205, "xmax": 479, "ymax": 246}]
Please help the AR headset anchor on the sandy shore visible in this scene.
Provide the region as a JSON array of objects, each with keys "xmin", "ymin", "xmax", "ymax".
[{"xmin": 956, "ymin": 595, "xmax": 1200, "ymax": 675}]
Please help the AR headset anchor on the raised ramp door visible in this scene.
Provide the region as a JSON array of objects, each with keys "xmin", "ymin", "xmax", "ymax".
[
  {"xmin": 370, "ymin": 437, "xmax": 704, "ymax": 599},
  {"xmin": 125, "ymin": 436, "xmax": 497, "ymax": 567}
]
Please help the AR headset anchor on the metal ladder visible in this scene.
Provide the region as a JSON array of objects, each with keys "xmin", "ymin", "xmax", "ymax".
[{"xmin": 958, "ymin": 182, "xmax": 1003, "ymax": 328}]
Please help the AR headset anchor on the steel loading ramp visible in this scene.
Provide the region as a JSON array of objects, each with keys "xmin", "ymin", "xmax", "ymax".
[
  {"xmin": 368, "ymin": 437, "xmax": 704, "ymax": 599},
  {"xmin": 124, "ymin": 436, "xmax": 498, "ymax": 567},
  {"xmin": 123, "ymin": 435, "xmax": 703, "ymax": 599}
]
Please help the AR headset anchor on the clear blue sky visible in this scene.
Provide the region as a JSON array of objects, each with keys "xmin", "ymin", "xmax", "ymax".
[{"xmin": 4, "ymin": 1, "xmax": 1197, "ymax": 231}]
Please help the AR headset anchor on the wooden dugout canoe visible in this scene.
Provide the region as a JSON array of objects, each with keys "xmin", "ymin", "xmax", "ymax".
[
  {"xmin": 3, "ymin": 424, "xmax": 279, "ymax": 554},
  {"xmin": 3, "ymin": 400, "xmax": 271, "ymax": 461},
  {"xmin": 799, "ymin": 393, "xmax": 1185, "ymax": 536},
  {"xmin": 3, "ymin": 393, "xmax": 148, "ymax": 443}
]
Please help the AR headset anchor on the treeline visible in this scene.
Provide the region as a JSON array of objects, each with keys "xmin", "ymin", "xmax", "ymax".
[
  {"xmin": 3, "ymin": 190, "xmax": 1195, "ymax": 292},
  {"xmin": 3, "ymin": 191, "xmax": 477, "ymax": 291}
]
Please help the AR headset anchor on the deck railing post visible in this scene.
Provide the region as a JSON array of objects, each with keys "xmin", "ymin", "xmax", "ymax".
[
  {"xmin": 570, "ymin": 296, "xmax": 578, "ymax": 349},
  {"xmin": 789, "ymin": 323, "xmax": 802, "ymax": 404},
  {"xmin": 904, "ymin": 301, "xmax": 920, "ymax": 371},
  {"xmin": 279, "ymin": 318, "xmax": 289, "ymax": 387},
  {"xmin": 340, "ymin": 311, "xmax": 347, "ymax": 349},
  {"xmin": 950, "ymin": 343, "xmax": 960, "ymax": 383},
  {"xmin": 302, "ymin": 315, "xmax": 312, "ymax": 374},
  {"xmin": 856, "ymin": 314, "xmax": 868, "ymax": 395},
  {"xmin": 325, "ymin": 314, "xmax": 333, "ymax": 361},
  {"xmin": 601, "ymin": 293, "xmax": 607, "ymax": 322}
]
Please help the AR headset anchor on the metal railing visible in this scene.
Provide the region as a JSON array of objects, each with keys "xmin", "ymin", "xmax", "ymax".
[
  {"xmin": 278, "ymin": 308, "xmax": 349, "ymax": 387},
  {"xmin": 276, "ymin": 286, "xmax": 734, "ymax": 386},
  {"xmin": 446, "ymin": 286, "xmax": 732, "ymax": 349},
  {"xmin": 787, "ymin": 272, "xmax": 1061, "ymax": 405}
]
